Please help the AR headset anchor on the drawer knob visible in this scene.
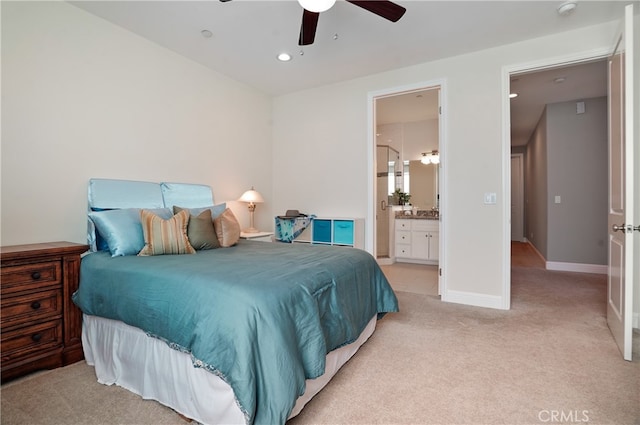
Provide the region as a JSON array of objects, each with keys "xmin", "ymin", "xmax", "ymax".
[
  {"xmin": 31, "ymin": 301, "xmax": 41, "ymax": 310},
  {"xmin": 31, "ymin": 333, "xmax": 42, "ymax": 342},
  {"xmin": 31, "ymin": 271, "xmax": 41, "ymax": 280}
]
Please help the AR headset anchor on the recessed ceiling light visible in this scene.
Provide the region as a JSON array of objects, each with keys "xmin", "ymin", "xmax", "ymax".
[
  {"xmin": 554, "ymin": 77, "xmax": 566, "ymax": 84},
  {"xmin": 509, "ymin": 93, "xmax": 519, "ymax": 99},
  {"xmin": 201, "ymin": 29, "xmax": 213, "ymax": 38},
  {"xmin": 277, "ymin": 53, "xmax": 292, "ymax": 62}
]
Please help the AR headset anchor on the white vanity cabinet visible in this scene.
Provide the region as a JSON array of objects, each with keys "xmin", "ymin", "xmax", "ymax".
[{"xmin": 395, "ymin": 219, "xmax": 439, "ymax": 264}]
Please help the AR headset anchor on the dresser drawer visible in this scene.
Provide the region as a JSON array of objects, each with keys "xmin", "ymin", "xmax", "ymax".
[
  {"xmin": 1, "ymin": 319, "xmax": 63, "ymax": 363},
  {"xmin": 1, "ymin": 261, "xmax": 61, "ymax": 294},
  {"xmin": 1, "ymin": 289, "xmax": 62, "ymax": 329}
]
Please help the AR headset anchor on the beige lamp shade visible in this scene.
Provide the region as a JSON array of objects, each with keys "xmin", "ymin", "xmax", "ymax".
[
  {"xmin": 238, "ymin": 187, "xmax": 264, "ymax": 233},
  {"xmin": 238, "ymin": 188, "xmax": 265, "ymax": 204}
]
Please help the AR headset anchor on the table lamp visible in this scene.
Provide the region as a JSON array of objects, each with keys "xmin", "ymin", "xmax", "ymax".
[{"xmin": 238, "ymin": 187, "xmax": 264, "ymax": 233}]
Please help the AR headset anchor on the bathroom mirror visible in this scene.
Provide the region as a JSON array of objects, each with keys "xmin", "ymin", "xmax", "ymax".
[
  {"xmin": 374, "ymin": 87, "xmax": 440, "ymax": 260},
  {"xmin": 375, "ymin": 88, "xmax": 440, "ymax": 210}
]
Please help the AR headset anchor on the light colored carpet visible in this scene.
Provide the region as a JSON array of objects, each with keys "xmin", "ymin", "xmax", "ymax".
[
  {"xmin": 2, "ymin": 266, "xmax": 638, "ymax": 425},
  {"xmin": 290, "ymin": 267, "xmax": 640, "ymax": 425}
]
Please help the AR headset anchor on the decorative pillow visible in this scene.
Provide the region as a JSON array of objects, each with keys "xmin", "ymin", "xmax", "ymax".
[
  {"xmin": 89, "ymin": 208, "xmax": 172, "ymax": 257},
  {"xmin": 173, "ymin": 206, "xmax": 220, "ymax": 250},
  {"xmin": 175, "ymin": 203, "xmax": 227, "ymax": 220},
  {"xmin": 138, "ymin": 209, "xmax": 196, "ymax": 256},
  {"xmin": 213, "ymin": 208, "xmax": 241, "ymax": 248}
]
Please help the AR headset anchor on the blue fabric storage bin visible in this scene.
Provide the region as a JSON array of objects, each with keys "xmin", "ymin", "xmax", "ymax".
[
  {"xmin": 333, "ymin": 220, "xmax": 354, "ymax": 245},
  {"xmin": 312, "ymin": 220, "xmax": 332, "ymax": 243}
]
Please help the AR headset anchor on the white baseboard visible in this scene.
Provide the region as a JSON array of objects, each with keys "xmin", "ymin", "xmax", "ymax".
[
  {"xmin": 442, "ymin": 290, "xmax": 506, "ymax": 310},
  {"xmin": 546, "ymin": 261, "xmax": 608, "ymax": 275},
  {"xmin": 527, "ymin": 242, "xmax": 547, "ymax": 264}
]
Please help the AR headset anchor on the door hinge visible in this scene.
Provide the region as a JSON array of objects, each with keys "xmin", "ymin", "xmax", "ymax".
[
  {"xmin": 439, "ymin": 106, "xmax": 442, "ymax": 115},
  {"xmin": 439, "ymin": 268, "xmax": 442, "ymax": 276}
]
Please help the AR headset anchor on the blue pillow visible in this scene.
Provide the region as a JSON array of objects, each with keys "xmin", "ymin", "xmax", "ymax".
[{"xmin": 89, "ymin": 208, "xmax": 172, "ymax": 256}]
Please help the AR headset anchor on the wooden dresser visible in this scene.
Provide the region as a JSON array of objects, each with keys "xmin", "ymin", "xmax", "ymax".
[{"xmin": 1, "ymin": 241, "xmax": 88, "ymax": 382}]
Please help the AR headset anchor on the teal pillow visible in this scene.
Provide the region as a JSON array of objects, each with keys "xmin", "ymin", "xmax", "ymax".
[{"xmin": 89, "ymin": 208, "xmax": 172, "ymax": 256}]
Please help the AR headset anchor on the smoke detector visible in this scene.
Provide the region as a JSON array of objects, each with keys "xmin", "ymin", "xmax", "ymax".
[{"xmin": 557, "ymin": 1, "xmax": 577, "ymax": 16}]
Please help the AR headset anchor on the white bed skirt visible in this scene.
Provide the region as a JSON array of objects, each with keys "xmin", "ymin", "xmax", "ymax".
[{"xmin": 82, "ymin": 314, "xmax": 377, "ymax": 424}]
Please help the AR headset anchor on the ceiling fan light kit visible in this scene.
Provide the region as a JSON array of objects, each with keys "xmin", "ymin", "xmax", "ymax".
[
  {"xmin": 298, "ymin": 0, "xmax": 336, "ymax": 13},
  {"xmin": 298, "ymin": 0, "xmax": 406, "ymax": 46},
  {"xmin": 219, "ymin": 0, "xmax": 406, "ymax": 47}
]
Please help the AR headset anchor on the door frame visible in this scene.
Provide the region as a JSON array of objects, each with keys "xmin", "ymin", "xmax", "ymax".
[
  {"xmin": 501, "ymin": 47, "xmax": 611, "ymax": 310},
  {"xmin": 367, "ymin": 78, "xmax": 447, "ymax": 295}
]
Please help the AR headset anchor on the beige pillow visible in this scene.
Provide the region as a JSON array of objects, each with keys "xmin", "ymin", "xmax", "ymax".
[
  {"xmin": 138, "ymin": 209, "xmax": 196, "ymax": 256},
  {"xmin": 213, "ymin": 208, "xmax": 241, "ymax": 247}
]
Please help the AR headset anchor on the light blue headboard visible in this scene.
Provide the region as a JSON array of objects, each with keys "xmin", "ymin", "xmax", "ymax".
[{"xmin": 87, "ymin": 178, "xmax": 215, "ymax": 251}]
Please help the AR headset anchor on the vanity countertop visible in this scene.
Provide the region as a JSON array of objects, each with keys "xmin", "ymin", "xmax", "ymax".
[{"xmin": 395, "ymin": 211, "xmax": 439, "ymax": 220}]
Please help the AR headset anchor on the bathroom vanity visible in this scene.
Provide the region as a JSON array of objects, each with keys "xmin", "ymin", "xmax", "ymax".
[{"xmin": 394, "ymin": 212, "xmax": 439, "ymax": 265}]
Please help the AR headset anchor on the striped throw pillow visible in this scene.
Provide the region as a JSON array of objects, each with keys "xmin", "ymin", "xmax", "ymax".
[{"xmin": 138, "ymin": 209, "xmax": 196, "ymax": 256}]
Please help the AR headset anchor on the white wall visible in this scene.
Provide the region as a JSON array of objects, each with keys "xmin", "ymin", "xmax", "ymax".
[
  {"xmin": 272, "ymin": 21, "xmax": 620, "ymax": 308},
  {"xmin": 1, "ymin": 2, "xmax": 273, "ymax": 246}
]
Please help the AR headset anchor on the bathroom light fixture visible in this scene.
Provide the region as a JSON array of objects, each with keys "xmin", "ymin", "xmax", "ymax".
[
  {"xmin": 298, "ymin": 0, "xmax": 336, "ymax": 13},
  {"xmin": 421, "ymin": 151, "xmax": 440, "ymax": 165},
  {"xmin": 238, "ymin": 187, "xmax": 265, "ymax": 233}
]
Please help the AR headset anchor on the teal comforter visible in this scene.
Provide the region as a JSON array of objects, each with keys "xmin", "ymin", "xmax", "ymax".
[{"xmin": 73, "ymin": 240, "xmax": 398, "ymax": 424}]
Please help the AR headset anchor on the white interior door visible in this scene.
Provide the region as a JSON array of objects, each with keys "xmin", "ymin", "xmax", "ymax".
[
  {"xmin": 510, "ymin": 154, "xmax": 524, "ymax": 242},
  {"xmin": 607, "ymin": 4, "xmax": 634, "ymax": 361}
]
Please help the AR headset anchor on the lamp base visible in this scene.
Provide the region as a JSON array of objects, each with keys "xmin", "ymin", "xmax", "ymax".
[{"xmin": 243, "ymin": 227, "xmax": 260, "ymax": 233}]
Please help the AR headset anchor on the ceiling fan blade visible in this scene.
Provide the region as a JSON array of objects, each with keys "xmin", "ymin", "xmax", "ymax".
[
  {"xmin": 346, "ymin": 0, "xmax": 406, "ymax": 22},
  {"xmin": 299, "ymin": 9, "xmax": 320, "ymax": 46}
]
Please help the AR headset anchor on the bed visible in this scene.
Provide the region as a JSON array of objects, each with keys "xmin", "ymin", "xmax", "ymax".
[{"xmin": 72, "ymin": 178, "xmax": 399, "ymax": 425}]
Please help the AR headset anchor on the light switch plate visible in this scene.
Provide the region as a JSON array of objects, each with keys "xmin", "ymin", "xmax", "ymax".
[{"xmin": 484, "ymin": 192, "xmax": 497, "ymax": 205}]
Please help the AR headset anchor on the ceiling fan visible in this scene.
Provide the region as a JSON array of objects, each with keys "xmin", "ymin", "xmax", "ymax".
[{"xmin": 220, "ymin": 0, "xmax": 406, "ymax": 46}]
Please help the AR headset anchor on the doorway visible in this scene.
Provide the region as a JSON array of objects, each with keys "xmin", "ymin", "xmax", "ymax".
[
  {"xmin": 504, "ymin": 53, "xmax": 611, "ymax": 309},
  {"xmin": 368, "ymin": 80, "xmax": 445, "ymax": 295}
]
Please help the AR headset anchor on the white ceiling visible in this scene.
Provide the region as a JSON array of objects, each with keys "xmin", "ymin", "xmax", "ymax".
[{"xmin": 69, "ymin": 0, "xmax": 624, "ymax": 145}]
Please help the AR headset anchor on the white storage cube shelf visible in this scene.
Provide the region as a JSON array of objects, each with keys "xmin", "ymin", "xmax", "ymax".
[{"xmin": 292, "ymin": 218, "xmax": 364, "ymax": 249}]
